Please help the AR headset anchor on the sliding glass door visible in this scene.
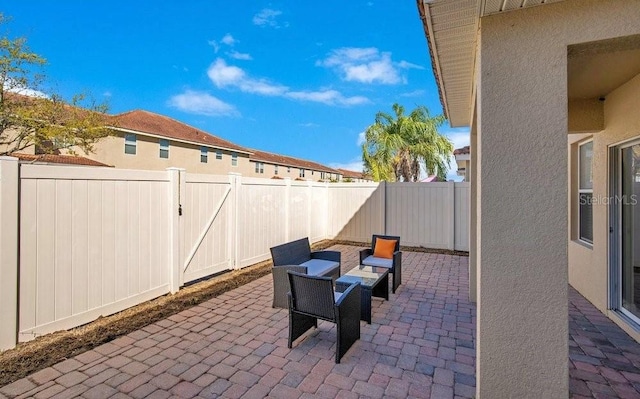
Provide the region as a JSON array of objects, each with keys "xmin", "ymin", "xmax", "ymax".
[{"xmin": 612, "ymin": 141, "xmax": 640, "ymax": 322}]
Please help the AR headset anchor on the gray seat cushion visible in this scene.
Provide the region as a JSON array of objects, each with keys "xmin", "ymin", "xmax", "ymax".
[
  {"xmin": 300, "ymin": 259, "xmax": 340, "ymax": 276},
  {"xmin": 361, "ymin": 255, "xmax": 393, "ymax": 269}
]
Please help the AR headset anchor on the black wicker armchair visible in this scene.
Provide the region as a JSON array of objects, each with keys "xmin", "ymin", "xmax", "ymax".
[
  {"xmin": 359, "ymin": 234, "xmax": 402, "ymax": 293},
  {"xmin": 287, "ymin": 271, "xmax": 361, "ymax": 363}
]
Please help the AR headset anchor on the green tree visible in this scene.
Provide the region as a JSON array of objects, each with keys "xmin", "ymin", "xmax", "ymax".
[
  {"xmin": 362, "ymin": 103, "xmax": 452, "ymax": 182},
  {"xmin": 0, "ymin": 14, "xmax": 111, "ymax": 156}
]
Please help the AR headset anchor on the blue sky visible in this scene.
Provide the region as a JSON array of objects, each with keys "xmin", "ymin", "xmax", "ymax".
[{"xmin": 3, "ymin": 1, "xmax": 469, "ymax": 180}]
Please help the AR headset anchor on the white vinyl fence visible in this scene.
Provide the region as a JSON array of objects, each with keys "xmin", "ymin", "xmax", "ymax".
[{"xmin": 0, "ymin": 157, "xmax": 469, "ymax": 350}]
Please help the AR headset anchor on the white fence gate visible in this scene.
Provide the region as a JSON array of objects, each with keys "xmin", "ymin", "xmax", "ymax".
[{"xmin": 0, "ymin": 157, "xmax": 470, "ymax": 351}]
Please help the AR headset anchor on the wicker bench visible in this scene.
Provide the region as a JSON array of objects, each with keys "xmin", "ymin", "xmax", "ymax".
[{"xmin": 270, "ymin": 237, "xmax": 341, "ymax": 308}]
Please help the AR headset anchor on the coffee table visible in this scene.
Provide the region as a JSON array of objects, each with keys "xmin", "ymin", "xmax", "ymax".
[{"xmin": 335, "ymin": 265, "xmax": 389, "ymax": 324}]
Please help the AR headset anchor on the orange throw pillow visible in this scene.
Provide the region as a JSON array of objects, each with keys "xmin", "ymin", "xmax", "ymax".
[{"xmin": 373, "ymin": 238, "xmax": 397, "ymax": 259}]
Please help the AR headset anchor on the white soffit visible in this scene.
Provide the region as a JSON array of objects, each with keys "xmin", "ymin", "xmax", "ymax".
[{"xmin": 421, "ymin": 0, "xmax": 564, "ymax": 127}]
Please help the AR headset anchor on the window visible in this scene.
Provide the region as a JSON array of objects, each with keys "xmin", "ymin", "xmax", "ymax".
[
  {"xmin": 200, "ymin": 147, "xmax": 208, "ymax": 163},
  {"xmin": 321, "ymin": 172, "xmax": 326, "ymax": 180},
  {"xmin": 231, "ymin": 153, "xmax": 238, "ymax": 167},
  {"xmin": 159, "ymin": 139, "xmax": 169, "ymax": 159},
  {"xmin": 255, "ymin": 162, "xmax": 264, "ymax": 174},
  {"xmin": 299, "ymin": 169, "xmax": 305, "ymax": 178},
  {"xmin": 578, "ymin": 140, "xmax": 593, "ymax": 244},
  {"xmin": 287, "ymin": 167, "xmax": 291, "ymax": 173},
  {"xmin": 216, "ymin": 150, "xmax": 222, "ymax": 160},
  {"xmin": 274, "ymin": 165, "xmax": 278, "ymax": 175},
  {"xmin": 124, "ymin": 133, "xmax": 136, "ymax": 155}
]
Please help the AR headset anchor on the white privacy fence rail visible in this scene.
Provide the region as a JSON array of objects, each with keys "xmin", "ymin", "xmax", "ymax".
[{"xmin": 0, "ymin": 157, "xmax": 469, "ymax": 350}]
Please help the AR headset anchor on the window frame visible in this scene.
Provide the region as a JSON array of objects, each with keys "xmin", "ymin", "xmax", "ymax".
[
  {"xmin": 231, "ymin": 153, "xmax": 238, "ymax": 167},
  {"xmin": 255, "ymin": 162, "xmax": 264, "ymax": 174},
  {"xmin": 159, "ymin": 139, "xmax": 170, "ymax": 159},
  {"xmin": 124, "ymin": 133, "xmax": 137, "ymax": 155},
  {"xmin": 274, "ymin": 165, "xmax": 278, "ymax": 175},
  {"xmin": 216, "ymin": 150, "xmax": 222, "ymax": 160},
  {"xmin": 200, "ymin": 146, "xmax": 208, "ymax": 163},
  {"xmin": 299, "ymin": 168, "xmax": 305, "ymax": 178},
  {"xmin": 578, "ymin": 140, "xmax": 594, "ymax": 245}
]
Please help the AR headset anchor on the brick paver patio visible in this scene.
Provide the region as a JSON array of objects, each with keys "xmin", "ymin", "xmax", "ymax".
[{"xmin": 1, "ymin": 244, "xmax": 639, "ymax": 398}]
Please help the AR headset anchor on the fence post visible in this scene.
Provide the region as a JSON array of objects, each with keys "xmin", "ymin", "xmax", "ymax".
[
  {"xmin": 448, "ymin": 181, "xmax": 456, "ymax": 250},
  {"xmin": 307, "ymin": 180, "xmax": 313, "ymax": 240},
  {"xmin": 284, "ymin": 177, "xmax": 291, "ymax": 242},
  {"xmin": 229, "ymin": 173, "xmax": 241, "ymax": 270},
  {"xmin": 381, "ymin": 181, "xmax": 387, "ymax": 235},
  {"xmin": 167, "ymin": 167, "xmax": 185, "ymax": 293},
  {"xmin": 0, "ymin": 157, "xmax": 19, "ymax": 350}
]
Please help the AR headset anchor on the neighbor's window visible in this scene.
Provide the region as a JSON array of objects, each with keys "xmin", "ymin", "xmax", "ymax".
[
  {"xmin": 200, "ymin": 147, "xmax": 208, "ymax": 163},
  {"xmin": 124, "ymin": 133, "xmax": 136, "ymax": 155},
  {"xmin": 299, "ymin": 168, "xmax": 305, "ymax": 178},
  {"xmin": 231, "ymin": 153, "xmax": 238, "ymax": 167},
  {"xmin": 287, "ymin": 166, "xmax": 291, "ymax": 173},
  {"xmin": 274, "ymin": 165, "xmax": 278, "ymax": 175},
  {"xmin": 159, "ymin": 139, "xmax": 169, "ymax": 159},
  {"xmin": 579, "ymin": 140, "xmax": 593, "ymax": 244},
  {"xmin": 255, "ymin": 162, "xmax": 264, "ymax": 174},
  {"xmin": 216, "ymin": 150, "xmax": 222, "ymax": 160}
]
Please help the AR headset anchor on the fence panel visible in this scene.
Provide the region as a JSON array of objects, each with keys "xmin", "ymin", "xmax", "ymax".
[
  {"xmin": 19, "ymin": 165, "xmax": 171, "ymax": 341},
  {"xmin": 236, "ymin": 177, "xmax": 288, "ymax": 268},
  {"xmin": 386, "ymin": 182, "xmax": 452, "ymax": 249},
  {"xmin": 327, "ymin": 183, "xmax": 383, "ymax": 242},
  {"xmin": 181, "ymin": 173, "xmax": 233, "ymax": 284},
  {"xmin": 454, "ymin": 182, "xmax": 471, "ymax": 251},
  {"xmin": 289, "ymin": 181, "xmax": 311, "ymax": 241},
  {"xmin": 309, "ymin": 184, "xmax": 328, "ymax": 242}
]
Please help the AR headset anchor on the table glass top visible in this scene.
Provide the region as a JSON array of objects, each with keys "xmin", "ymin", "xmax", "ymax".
[{"xmin": 337, "ymin": 265, "xmax": 388, "ymax": 287}]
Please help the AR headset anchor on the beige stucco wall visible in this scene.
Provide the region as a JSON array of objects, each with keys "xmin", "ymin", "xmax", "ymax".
[
  {"xmin": 75, "ymin": 132, "xmax": 251, "ymax": 174},
  {"xmin": 476, "ymin": 1, "xmax": 640, "ymax": 397},
  {"xmin": 568, "ymin": 72, "xmax": 640, "ymax": 343},
  {"xmin": 78, "ymin": 132, "xmax": 336, "ymax": 181}
]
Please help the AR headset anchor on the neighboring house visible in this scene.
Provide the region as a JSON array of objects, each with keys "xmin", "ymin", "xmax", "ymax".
[
  {"xmin": 249, "ymin": 149, "xmax": 342, "ymax": 181},
  {"xmin": 71, "ymin": 109, "xmax": 253, "ymax": 174},
  {"xmin": 419, "ymin": 175, "xmax": 443, "ymax": 183},
  {"xmin": 337, "ymin": 168, "xmax": 373, "ymax": 182},
  {"xmin": 453, "ymin": 146, "xmax": 470, "ymax": 182},
  {"xmin": 11, "ymin": 153, "xmax": 111, "ymax": 167},
  {"xmin": 418, "ymin": 0, "xmax": 640, "ymax": 397}
]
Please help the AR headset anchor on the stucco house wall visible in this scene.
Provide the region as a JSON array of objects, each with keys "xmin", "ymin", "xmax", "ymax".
[
  {"xmin": 80, "ymin": 132, "xmax": 252, "ymax": 175},
  {"xmin": 474, "ymin": 1, "xmax": 640, "ymax": 397},
  {"xmin": 569, "ymin": 72, "xmax": 640, "ymax": 342}
]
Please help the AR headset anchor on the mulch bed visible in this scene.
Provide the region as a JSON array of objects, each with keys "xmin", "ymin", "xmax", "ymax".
[{"xmin": 0, "ymin": 240, "xmax": 467, "ymax": 387}]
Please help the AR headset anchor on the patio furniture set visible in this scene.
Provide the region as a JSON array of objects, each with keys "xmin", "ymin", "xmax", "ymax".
[{"xmin": 270, "ymin": 235, "xmax": 402, "ymax": 363}]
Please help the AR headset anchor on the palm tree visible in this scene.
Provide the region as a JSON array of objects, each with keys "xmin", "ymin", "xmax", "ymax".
[{"xmin": 362, "ymin": 103, "xmax": 452, "ymax": 182}]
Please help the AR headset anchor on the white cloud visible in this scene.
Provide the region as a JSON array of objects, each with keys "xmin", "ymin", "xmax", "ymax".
[
  {"xmin": 397, "ymin": 60, "xmax": 424, "ymax": 70},
  {"xmin": 221, "ymin": 34, "xmax": 236, "ymax": 46},
  {"xmin": 440, "ymin": 126, "xmax": 470, "ymax": 181},
  {"xmin": 103, "ymin": 91, "xmax": 112, "ymax": 97},
  {"xmin": 400, "ymin": 89, "xmax": 425, "ymax": 97},
  {"xmin": 167, "ymin": 90, "xmax": 239, "ymax": 117},
  {"xmin": 253, "ymin": 8, "xmax": 283, "ymax": 28},
  {"xmin": 207, "ymin": 58, "xmax": 288, "ymax": 95},
  {"xmin": 286, "ymin": 89, "xmax": 369, "ymax": 106},
  {"xmin": 357, "ymin": 131, "xmax": 366, "ymax": 146},
  {"xmin": 329, "ymin": 158, "xmax": 365, "ymax": 173},
  {"xmin": 299, "ymin": 122, "xmax": 319, "ymax": 127},
  {"xmin": 207, "ymin": 58, "xmax": 368, "ymax": 106},
  {"xmin": 228, "ymin": 50, "xmax": 253, "ymax": 60},
  {"xmin": 317, "ymin": 47, "xmax": 418, "ymax": 85},
  {"xmin": 207, "ymin": 40, "xmax": 220, "ymax": 53},
  {"xmin": 4, "ymin": 78, "xmax": 49, "ymax": 98}
]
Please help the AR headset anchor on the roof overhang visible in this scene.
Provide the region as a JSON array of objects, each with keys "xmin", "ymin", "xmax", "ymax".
[{"xmin": 418, "ymin": 0, "xmax": 564, "ymax": 127}]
